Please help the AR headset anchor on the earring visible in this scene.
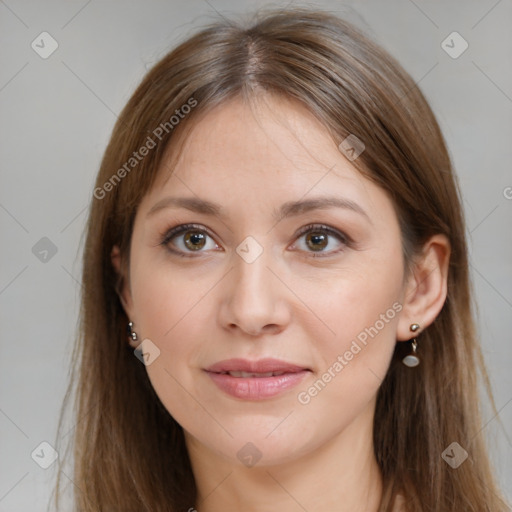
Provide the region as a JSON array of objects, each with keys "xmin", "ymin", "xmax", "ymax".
[
  {"xmin": 402, "ymin": 323, "xmax": 420, "ymax": 367},
  {"xmin": 127, "ymin": 321, "xmax": 138, "ymax": 342}
]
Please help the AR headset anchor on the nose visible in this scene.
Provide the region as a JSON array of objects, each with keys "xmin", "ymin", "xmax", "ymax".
[{"xmin": 218, "ymin": 244, "xmax": 291, "ymax": 337}]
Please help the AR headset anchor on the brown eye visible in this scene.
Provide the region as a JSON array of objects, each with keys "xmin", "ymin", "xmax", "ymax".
[
  {"xmin": 305, "ymin": 232, "xmax": 328, "ymax": 251},
  {"xmin": 183, "ymin": 230, "xmax": 207, "ymax": 251},
  {"xmin": 161, "ymin": 224, "xmax": 218, "ymax": 256},
  {"xmin": 293, "ymin": 224, "xmax": 349, "ymax": 257}
]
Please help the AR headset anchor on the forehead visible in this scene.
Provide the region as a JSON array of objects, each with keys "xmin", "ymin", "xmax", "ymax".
[{"xmin": 147, "ymin": 95, "xmax": 372, "ymax": 204}]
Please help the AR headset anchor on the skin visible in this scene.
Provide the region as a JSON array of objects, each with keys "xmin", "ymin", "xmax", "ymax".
[{"xmin": 112, "ymin": 94, "xmax": 450, "ymax": 512}]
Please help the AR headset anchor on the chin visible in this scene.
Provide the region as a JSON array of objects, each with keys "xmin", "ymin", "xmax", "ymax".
[{"xmin": 186, "ymin": 417, "xmax": 318, "ymax": 468}]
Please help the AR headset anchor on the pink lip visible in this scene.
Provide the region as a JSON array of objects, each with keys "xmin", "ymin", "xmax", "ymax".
[{"xmin": 204, "ymin": 358, "xmax": 311, "ymax": 400}]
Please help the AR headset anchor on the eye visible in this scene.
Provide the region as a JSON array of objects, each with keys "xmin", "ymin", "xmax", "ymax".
[
  {"xmin": 160, "ymin": 223, "xmax": 350, "ymax": 258},
  {"xmin": 160, "ymin": 223, "xmax": 219, "ymax": 257},
  {"xmin": 291, "ymin": 224, "xmax": 349, "ymax": 257}
]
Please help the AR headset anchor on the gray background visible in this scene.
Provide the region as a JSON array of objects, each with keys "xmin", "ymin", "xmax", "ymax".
[{"xmin": 1, "ymin": 1, "xmax": 511, "ymax": 510}]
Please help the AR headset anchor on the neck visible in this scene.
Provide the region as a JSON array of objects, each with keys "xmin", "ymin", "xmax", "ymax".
[{"xmin": 186, "ymin": 400, "xmax": 383, "ymax": 512}]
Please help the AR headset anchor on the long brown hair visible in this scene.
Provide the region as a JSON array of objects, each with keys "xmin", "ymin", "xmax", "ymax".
[{"xmin": 52, "ymin": 8, "xmax": 510, "ymax": 511}]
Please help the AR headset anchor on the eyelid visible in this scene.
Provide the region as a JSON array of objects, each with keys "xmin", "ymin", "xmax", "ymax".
[
  {"xmin": 160, "ymin": 223, "xmax": 217, "ymax": 246},
  {"xmin": 294, "ymin": 223, "xmax": 350, "ymax": 244}
]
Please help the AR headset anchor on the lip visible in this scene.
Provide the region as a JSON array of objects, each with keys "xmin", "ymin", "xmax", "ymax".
[
  {"xmin": 205, "ymin": 357, "xmax": 310, "ymax": 374},
  {"xmin": 204, "ymin": 358, "xmax": 311, "ymax": 400}
]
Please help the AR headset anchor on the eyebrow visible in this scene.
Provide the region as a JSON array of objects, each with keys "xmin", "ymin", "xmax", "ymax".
[{"xmin": 147, "ymin": 195, "xmax": 371, "ymax": 223}]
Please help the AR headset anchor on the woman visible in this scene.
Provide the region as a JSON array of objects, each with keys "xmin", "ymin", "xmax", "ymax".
[{"xmin": 53, "ymin": 8, "xmax": 510, "ymax": 511}]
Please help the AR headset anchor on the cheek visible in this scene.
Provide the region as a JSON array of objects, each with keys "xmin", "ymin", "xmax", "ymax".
[
  {"xmin": 129, "ymin": 262, "xmax": 219, "ymax": 419},
  {"xmin": 291, "ymin": 269, "xmax": 403, "ymax": 443},
  {"xmin": 304, "ymin": 252, "xmax": 404, "ymax": 408},
  {"xmin": 131, "ymin": 252, "xmax": 214, "ymax": 339},
  {"xmin": 315, "ymin": 254, "xmax": 403, "ymax": 345}
]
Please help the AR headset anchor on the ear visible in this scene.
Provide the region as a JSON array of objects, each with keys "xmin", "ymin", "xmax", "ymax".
[
  {"xmin": 111, "ymin": 245, "xmax": 135, "ymax": 325},
  {"xmin": 396, "ymin": 234, "xmax": 451, "ymax": 341}
]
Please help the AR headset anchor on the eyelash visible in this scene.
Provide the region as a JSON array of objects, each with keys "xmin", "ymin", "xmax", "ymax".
[{"xmin": 159, "ymin": 223, "xmax": 351, "ymax": 259}]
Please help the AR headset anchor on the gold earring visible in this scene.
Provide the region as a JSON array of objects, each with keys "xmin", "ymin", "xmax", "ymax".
[{"xmin": 402, "ymin": 323, "xmax": 420, "ymax": 367}]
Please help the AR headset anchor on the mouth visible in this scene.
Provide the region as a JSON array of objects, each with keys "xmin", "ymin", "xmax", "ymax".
[
  {"xmin": 205, "ymin": 357, "xmax": 310, "ymax": 374},
  {"xmin": 204, "ymin": 358, "xmax": 311, "ymax": 400},
  {"xmin": 215, "ymin": 370, "xmax": 294, "ymax": 378}
]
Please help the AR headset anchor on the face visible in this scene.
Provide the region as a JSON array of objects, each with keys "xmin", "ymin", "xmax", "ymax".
[{"xmin": 119, "ymin": 95, "xmax": 409, "ymax": 467}]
